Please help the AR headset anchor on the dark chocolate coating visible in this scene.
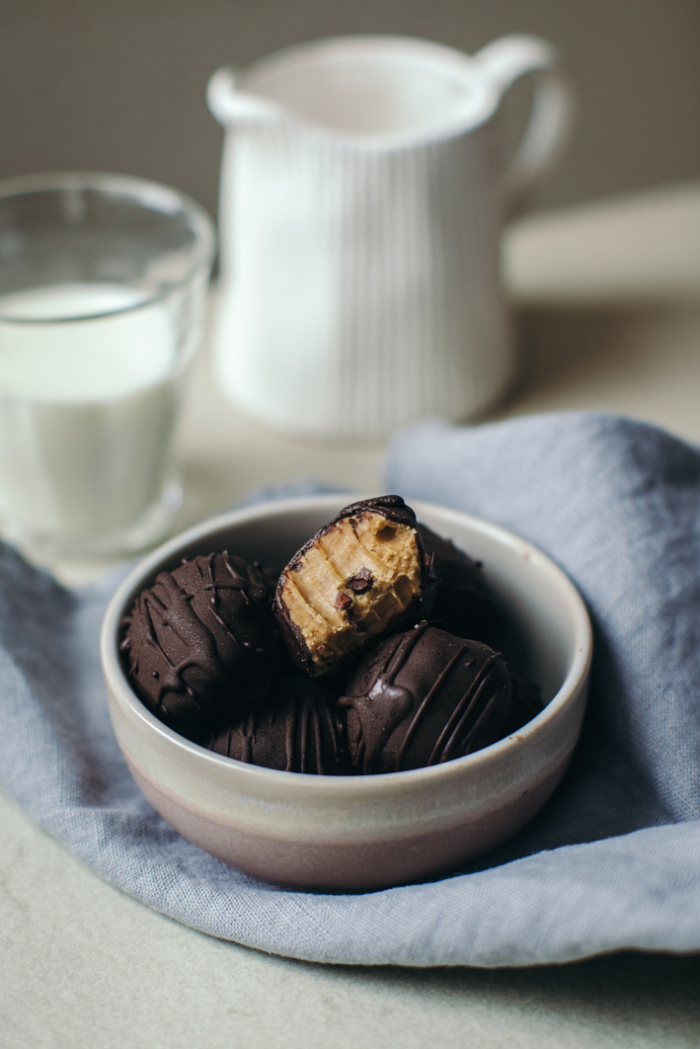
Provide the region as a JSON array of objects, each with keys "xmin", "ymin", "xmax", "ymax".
[
  {"xmin": 335, "ymin": 494, "xmax": 420, "ymax": 530},
  {"xmin": 418, "ymin": 523, "xmax": 499, "ymax": 644},
  {"xmin": 340, "ymin": 623, "xmax": 512, "ymax": 774},
  {"xmin": 253, "ymin": 560, "xmax": 280, "ymax": 593},
  {"xmin": 207, "ymin": 676, "xmax": 351, "ymax": 775},
  {"xmin": 504, "ymin": 665, "xmax": 543, "ymax": 735},
  {"xmin": 121, "ymin": 552, "xmax": 278, "ymax": 733}
]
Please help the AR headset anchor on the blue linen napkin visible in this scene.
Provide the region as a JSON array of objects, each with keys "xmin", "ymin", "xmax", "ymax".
[{"xmin": 1, "ymin": 410, "xmax": 700, "ymax": 967}]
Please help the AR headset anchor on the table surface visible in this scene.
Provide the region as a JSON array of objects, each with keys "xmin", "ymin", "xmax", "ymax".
[{"xmin": 3, "ymin": 181, "xmax": 700, "ymax": 1049}]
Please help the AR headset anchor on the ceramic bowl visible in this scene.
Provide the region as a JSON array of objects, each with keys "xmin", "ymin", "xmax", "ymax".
[{"xmin": 100, "ymin": 495, "xmax": 592, "ymax": 891}]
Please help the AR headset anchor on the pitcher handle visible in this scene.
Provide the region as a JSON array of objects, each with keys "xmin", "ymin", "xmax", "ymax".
[
  {"xmin": 207, "ymin": 66, "xmax": 282, "ymax": 125},
  {"xmin": 474, "ymin": 35, "xmax": 575, "ymax": 217}
]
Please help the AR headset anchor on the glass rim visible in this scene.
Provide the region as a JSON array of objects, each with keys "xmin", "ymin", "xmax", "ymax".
[{"xmin": 0, "ymin": 171, "xmax": 216, "ymax": 325}]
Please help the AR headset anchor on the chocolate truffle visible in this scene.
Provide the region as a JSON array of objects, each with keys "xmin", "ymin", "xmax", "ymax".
[
  {"xmin": 274, "ymin": 495, "xmax": 425, "ymax": 677},
  {"xmin": 122, "ymin": 552, "xmax": 278, "ymax": 733},
  {"xmin": 339, "ymin": 623, "xmax": 512, "ymax": 774},
  {"xmin": 418, "ymin": 523, "xmax": 499, "ymax": 644},
  {"xmin": 504, "ymin": 665, "xmax": 543, "ymax": 735},
  {"xmin": 207, "ymin": 676, "xmax": 350, "ymax": 775}
]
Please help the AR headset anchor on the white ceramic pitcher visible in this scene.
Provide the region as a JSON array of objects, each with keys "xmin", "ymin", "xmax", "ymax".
[{"xmin": 208, "ymin": 35, "xmax": 573, "ymax": 438}]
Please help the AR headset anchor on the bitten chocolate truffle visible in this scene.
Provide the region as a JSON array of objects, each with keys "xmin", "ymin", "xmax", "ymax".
[
  {"xmin": 207, "ymin": 676, "xmax": 350, "ymax": 775},
  {"xmin": 339, "ymin": 623, "xmax": 512, "ymax": 774},
  {"xmin": 418, "ymin": 523, "xmax": 499, "ymax": 644},
  {"xmin": 122, "ymin": 552, "xmax": 278, "ymax": 733},
  {"xmin": 274, "ymin": 495, "xmax": 425, "ymax": 677}
]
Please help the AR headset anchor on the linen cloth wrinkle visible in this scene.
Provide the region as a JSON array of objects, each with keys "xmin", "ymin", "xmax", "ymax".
[{"xmin": 2, "ymin": 411, "xmax": 700, "ymax": 966}]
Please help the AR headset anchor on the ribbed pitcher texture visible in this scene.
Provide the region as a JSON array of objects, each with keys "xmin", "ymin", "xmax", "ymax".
[{"xmin": 209, "ymin": 36, "xmax": 573, "ymax": 438}]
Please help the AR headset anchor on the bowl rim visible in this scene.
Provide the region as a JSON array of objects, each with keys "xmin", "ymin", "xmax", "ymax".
[{"xmin": 100, "ymin": 494, "xmax": 593, "ymax": 793}]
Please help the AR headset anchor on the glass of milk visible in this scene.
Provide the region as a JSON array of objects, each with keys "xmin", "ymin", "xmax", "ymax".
[{"xmin": 0, "ymin": 172, "xmax": 215, "ymax": 557}]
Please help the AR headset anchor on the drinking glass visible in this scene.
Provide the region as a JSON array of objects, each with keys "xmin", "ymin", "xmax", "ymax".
[{"xmin": 0, "ymin": 172, "xmax": 215, "ymax": 556}]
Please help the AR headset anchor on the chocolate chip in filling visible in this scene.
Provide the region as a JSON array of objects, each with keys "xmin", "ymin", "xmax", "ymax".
[{"xmin": 274, "ymin": 496, "xmax": 425, "ymax": 676}]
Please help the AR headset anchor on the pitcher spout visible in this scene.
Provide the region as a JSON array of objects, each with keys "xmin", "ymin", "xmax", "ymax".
[{"xmin": 207, "ymin": 66, "xmax": 283, "ymax": 126}]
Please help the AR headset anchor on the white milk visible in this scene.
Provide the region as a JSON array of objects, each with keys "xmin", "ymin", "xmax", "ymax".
[{"xmin": 0, "ymin": 283, "xmax": 182, "ymax": 547}]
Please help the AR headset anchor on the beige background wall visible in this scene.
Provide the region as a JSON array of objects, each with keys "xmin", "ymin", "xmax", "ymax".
[{"xmin": 1, "ymin": 0, "xmax": 699, "ymax": 220}]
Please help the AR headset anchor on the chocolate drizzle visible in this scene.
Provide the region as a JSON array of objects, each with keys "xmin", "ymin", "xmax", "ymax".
[
  {"xmin": 207, "ymin": 677, "xmax": 350, "ymax": 775},
  {"xmin": 122, "ymin": 551, "xmax": 278, "ymax": 733},
  {"xmin": 340, "ymin": 624, "xmax": 512, "ymax": 774},
  {"xmin": 339, "ymin": 623, "xmax": 425, "ymax": 772},
  {"xmin": 397, "ymin": 641, "xmax": 464, "ymax": 767},
  {"xmin": 137, "ymin": 571, "xmax": 229, "ymax": 711},
  {"xmin": 427, "ymin": 650, "xmax": 504, "ymax": 764}
]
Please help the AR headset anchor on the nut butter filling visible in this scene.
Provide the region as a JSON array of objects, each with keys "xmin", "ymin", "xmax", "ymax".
[{"xmin": 276, "ymin": 509, "xmax": 423, "ymax": 675}]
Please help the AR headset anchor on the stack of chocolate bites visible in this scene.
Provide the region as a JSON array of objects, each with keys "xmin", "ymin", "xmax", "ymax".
[{"xmin": 122, "ymin": 496, "xmax": 541, "ymax": 776}]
